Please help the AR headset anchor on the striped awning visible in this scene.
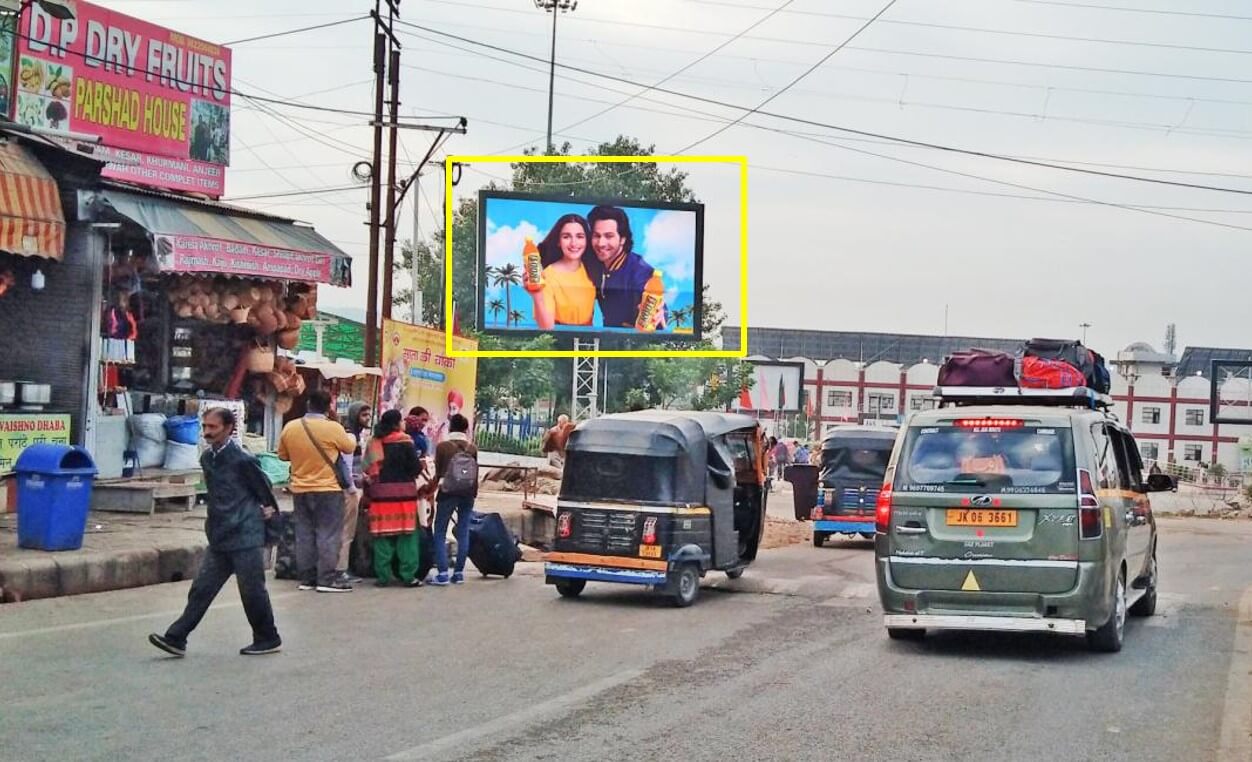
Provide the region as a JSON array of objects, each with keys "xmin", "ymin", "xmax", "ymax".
[{"xmin": 0, "ymin": 141, "xmax": 65, "ymax": 260}]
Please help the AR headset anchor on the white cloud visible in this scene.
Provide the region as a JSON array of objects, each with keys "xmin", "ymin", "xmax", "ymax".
[
  {"xmin": 484, "ymin": 221, "xmax": 542, "ymax": 271},
  {"xmin": 639, "ymin": 211, "xmax": 697, "ymax": 285}
]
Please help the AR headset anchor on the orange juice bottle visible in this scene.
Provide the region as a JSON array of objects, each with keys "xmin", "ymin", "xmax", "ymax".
[
  {"xmin": 635, "ymin": 270, "xmax": 665, "ymax": 331},
  {"xmin": 522, "ymin": 238, "xmax": 544, "ymax": 292}
]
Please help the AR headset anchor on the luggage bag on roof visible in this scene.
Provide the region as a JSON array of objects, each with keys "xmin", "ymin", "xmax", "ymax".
[
  {"xmin": 1018, "ymin": 338, "xmax": 1111, "ymax": 394},
  {"xmin": 937, "ymin": 349, "xmax": 1017, "ymax": 387}
]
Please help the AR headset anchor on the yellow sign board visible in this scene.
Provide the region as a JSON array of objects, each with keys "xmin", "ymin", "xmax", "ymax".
[
  {"xmin": 379, "ymin": 319, "xmax": 478, "ymax": 447},
  {"xmin": 0, "ymin": 413, "xmax": 71, "ymax": 474}
]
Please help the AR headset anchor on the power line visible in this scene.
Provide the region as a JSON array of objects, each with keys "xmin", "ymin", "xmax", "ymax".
[
  {"xmin": 554, "ymin": 0, "xmax": 798, "ymax": 140},
  {"xmin": 399, "ymin": 21, "xmax": 1252, "ymax": 196},
  {"xmin": 225, "ymin": 185, "xmax": 362, "ymax": 201},
  {"xmin": 411, "ymin": 1, "xmax": 1252, "ymax": 57},
  {"xmin": 403, "ymin": 32, "xmax": 1252, "ymax": 188},
  {"xmin": 404, "ymin": 7, "xmax": 1252, "ymax": 90},
  {"xmin": 1007, "ymin": 0, "xmax": 1252, "ymax": 21},
  {"xmin": 223, "ymin": 15, "xmax": 368, "ymax": 45},
  {"xmin": 679, "ymin": 0, "xmax": 899, "ymax": 153}
]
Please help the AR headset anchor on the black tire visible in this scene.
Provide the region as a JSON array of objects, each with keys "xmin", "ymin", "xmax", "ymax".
[
  {"xmin": 859, "ymin": 532, "xmax": 875, "ymax": 540},
  {"xmin": 555, "ymin": 578, "xmax": 585, "ymax": 598},
  {"xmin": 1130, "ymin": 552, "xmax": 1157, "ymax": 618},
  {"xmin": 672, "ymin": 564, "xmax": 700, "ymax": 608},
  {"xmin": 1087, "ymin": 570, "xmax": 1127, "ymax": 653},
  {"xmin": 726, "ymin": 567, "xmax": 744, "ymax": 580},
  {"xmin": 812, "ymin": 532, "xmax": 826, "ymax": 548},
  {"xmin": 887, "ymin": 627, "xmax": 925, "ymax": 641}
]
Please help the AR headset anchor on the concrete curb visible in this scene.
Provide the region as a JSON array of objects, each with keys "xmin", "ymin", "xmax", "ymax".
[{"xmin": 0, "ymin": 540, "xmax": 207, "ymax": 603}]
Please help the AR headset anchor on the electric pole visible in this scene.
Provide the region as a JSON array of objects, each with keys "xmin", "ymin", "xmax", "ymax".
[
  {"xmin": 382, "ymin": 41, "xmax": 401, "ymax": 322},
  {"xmin": 534, "ymin": 0, "xmax": 577, "ymax": 153},
  {"xmin": 363, "ymin": 10, "xmax": 387, "ymax": 368}
]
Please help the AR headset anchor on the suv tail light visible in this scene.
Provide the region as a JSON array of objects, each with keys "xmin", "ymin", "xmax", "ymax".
[
  {"xmin": 641, "ymin": 516, "xmax": 658, "ymax": 545},
  {"xmin": 875, "ymin": 467, "xmax": 896, "ymax": 533},
  {"xmin": 557, "ymin": 512, "xmax": 572, "ymax": 539},
  {"xmin": 1078, "ymin": 469, "xmax": 1102, "ymax": 539}
]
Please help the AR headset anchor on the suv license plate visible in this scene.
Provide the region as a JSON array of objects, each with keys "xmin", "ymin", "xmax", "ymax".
[{"xmin": 946, "ymin": 509, "xmax": 1018, "ymax": 527}]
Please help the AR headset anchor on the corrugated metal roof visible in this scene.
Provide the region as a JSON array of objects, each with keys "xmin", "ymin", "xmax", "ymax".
[
  {"xmin": 1176, "ymin": 347, "xmax": 1252, "ymax": 378},
  {"xmin": 723, "ymin": 326, "xmax": 1024, "ymax": 365}
]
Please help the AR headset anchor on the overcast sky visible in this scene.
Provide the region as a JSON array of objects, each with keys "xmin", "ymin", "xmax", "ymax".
[{"xmin": 114, "ymin": 0, "xmax": 1252, "ymax": 357}]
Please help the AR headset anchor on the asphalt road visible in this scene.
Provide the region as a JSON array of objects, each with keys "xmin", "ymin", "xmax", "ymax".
[{"xmin": 1, "ymin": 518, "xmax": 1249, "ymax": 762}]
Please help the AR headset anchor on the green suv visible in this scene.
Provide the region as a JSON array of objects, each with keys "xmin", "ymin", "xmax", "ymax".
[{"xmin": 874, "ymin": 387, "xmax": 1175, "ymax": 652}]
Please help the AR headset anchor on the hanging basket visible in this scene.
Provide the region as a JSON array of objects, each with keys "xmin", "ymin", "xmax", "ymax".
[{"xmin": 247, "ymin": 341, "xmax": 275, "ymax": 374}]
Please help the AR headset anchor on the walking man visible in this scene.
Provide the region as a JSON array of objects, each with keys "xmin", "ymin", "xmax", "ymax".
[
  {"xmin": 424, "ymin": 413, "xmax": 478, "ymax": 586},
  {"xmin": 278, "ymin": 390, "xmax": 357, "ymax": 593},
  {"xmin": 149, "ymin": 408, "xmax": 281, "ymax": 657}
]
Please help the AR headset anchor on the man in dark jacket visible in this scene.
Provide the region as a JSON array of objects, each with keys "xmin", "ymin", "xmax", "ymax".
[
  {"xmin": 149, "ymin": 408, "xmax": 282, "ymax": 657},
  {"xmin": 587, "ymin": 205, "xmax": 667, "ymax": 330}
]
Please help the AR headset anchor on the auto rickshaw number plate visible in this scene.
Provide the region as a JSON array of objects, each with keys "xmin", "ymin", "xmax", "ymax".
[
  {"xmin": 946, "ymin": 509, "xmax": 1018, "ymax": 527},
  {"xmin": 639, "ymin": 544, "xmax": 663, "ymax": 558}
]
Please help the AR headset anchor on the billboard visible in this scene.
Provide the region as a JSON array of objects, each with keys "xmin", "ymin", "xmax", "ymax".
[
  {"xmin": 13, "ymin": 1, "xmax": 231, "ymax": 196},
  {"xmin": 734, "ymin": 361, "xmax": 805, "ymax": 413},
  {"xmin": 379, "ymin": 319, "xmax": 478, "ymax": 448},
  {"xmin": 477, "ymin": 190, "xmax": 703, "ymax": 340}
]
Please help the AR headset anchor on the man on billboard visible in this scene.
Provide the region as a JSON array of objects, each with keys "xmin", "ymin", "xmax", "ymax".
[{"xmin": 586, "ymin": 205, "xmax": 667, "ymax": 331}]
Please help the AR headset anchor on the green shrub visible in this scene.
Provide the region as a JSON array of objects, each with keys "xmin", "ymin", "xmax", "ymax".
[{"xmin": 475, "ymin": 429, "xmax": 543, "ymax": 457}]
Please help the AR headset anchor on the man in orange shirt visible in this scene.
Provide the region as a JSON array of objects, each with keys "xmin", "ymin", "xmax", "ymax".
[{"xmin": 278, "ymin": 390, "xmax": 357, "ymax": 593}]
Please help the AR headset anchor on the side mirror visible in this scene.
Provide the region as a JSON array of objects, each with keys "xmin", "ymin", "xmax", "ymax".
[{"xmin": 1146, "ymin": 473, "xmax": 1177, "ymax": 493}]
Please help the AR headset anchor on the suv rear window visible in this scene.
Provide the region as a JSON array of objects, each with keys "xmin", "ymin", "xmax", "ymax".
[{"xmin": 896, "ymin": 425, "xmax": 1076, "ymax": 494}]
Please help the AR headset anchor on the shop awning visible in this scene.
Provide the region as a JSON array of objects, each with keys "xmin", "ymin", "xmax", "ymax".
[
  {"xmin": 0, "ymin": 141, "xmax": 66, "ymax": 260},
  {"xmin": 85, "ymin": 186, "xmax": 352, "ymax": 286}
]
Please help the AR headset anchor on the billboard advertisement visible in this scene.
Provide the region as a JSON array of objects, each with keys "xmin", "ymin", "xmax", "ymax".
[
  {"xmin": 379, "ymin": 319, "xmax": 478, "ymax": 448},
  {"xmin": 478, "ymin": 190, "xmax": 703, "ymax": 340},
  {"xmin": 13, "ymin": 1, "xmax": 231, "ymax": 196},
  {"xmin": 735, "ymin": 361, "xmax": 805, "ymax": 413}
]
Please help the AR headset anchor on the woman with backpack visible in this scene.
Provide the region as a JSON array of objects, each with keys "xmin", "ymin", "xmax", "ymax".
[
  {"xmin": 423, "ymin": 413, "xmax": 478, "ymax": 586},
  {"xmin": 361, "ymin": 410, "xmax": 424, "ymax": 588}
]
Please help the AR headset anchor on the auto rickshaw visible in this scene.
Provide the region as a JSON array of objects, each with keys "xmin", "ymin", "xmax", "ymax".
[
  {"xmin": 544, "ymin": 410, "xmax": 769, "ymax": 607},
  {"xmin": 788, "ymin": 426, "xmax": 898, "ymax": 547}
]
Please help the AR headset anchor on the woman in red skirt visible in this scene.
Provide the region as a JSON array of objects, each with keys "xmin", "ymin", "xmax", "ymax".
[{"xmin": 362, "ymin": 410, "xmax": 424, "ymax": 587}]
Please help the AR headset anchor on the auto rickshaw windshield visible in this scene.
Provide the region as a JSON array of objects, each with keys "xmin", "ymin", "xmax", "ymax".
[
  {"xmin": 561, "ymin": 450, "xmax": 681, "ymax": 503},
  {"xmin": 821, "ymin": 440, "xmax": 893, "ymax": 481}
]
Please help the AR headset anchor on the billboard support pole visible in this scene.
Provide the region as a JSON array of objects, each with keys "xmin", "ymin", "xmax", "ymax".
[{"xmin": 572, "ymin": 338, "xmax": 599, "ymax": 422}]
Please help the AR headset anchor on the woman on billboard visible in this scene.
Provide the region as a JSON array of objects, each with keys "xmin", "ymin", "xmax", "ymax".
[{"xmin": 522, "ymin": 214, "xmax": 596, "ymax": 329}]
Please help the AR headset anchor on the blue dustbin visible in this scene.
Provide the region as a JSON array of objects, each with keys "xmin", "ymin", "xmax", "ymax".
[{"xmin": 15, "ymin": 444, "xmax": 98, "ymax": 551}]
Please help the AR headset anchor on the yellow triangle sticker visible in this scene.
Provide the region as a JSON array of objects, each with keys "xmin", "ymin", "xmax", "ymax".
[{"xmin": 961, "ymin": 571, "xmax": 981, "ymax": 592}]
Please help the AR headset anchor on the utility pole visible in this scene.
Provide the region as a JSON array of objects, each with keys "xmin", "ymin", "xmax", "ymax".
[
  {"xmin": 1080, "ymin": 322, "xmax": 1091, "ymax": 344},
  {"xmin": 363, "ymin": 11, "xmax": 386, "ymax": 368},
  {"xmin": 382, "ymin": 41, "xmax": 401, "ymax": 322}
]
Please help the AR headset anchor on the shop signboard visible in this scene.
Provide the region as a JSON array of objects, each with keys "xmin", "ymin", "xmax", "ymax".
[
  {"xmin": 0, "ymin": 412, "xmax": 71, "ymax": 474},
  {"xmin": 154, "ymin": 234, "xmax": 335, "ymax": 284},
  {"xmin": 13, "ymin": 1, "xmax": 231, "ymax": 196},
  {"xmin": 379, "ymin": 319, "xmax": 478, "ymax": 449}
]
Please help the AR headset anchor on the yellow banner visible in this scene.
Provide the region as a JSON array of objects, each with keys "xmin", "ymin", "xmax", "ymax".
[
  {"xmin": 0, "ymin": 413, "xmax": 71, "ymax": 473},
  {"xmin": 379, "ymin": 319, "xmax": 478, "ymax": 446}
]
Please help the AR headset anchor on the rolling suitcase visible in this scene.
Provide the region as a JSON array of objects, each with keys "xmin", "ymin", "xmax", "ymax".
[
  {"xmin": 272, "ymin": 512, "xmax": 299, "ymax": 580},
  {"xmin": 466, "ymin": 511, "xmax": 521, "ymax": 578}
]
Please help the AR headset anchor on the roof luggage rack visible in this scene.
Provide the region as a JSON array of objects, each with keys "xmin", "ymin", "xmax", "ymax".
[{"xmin": 933, "ymin": 385, "xmax": 1112, "ymax": 410}]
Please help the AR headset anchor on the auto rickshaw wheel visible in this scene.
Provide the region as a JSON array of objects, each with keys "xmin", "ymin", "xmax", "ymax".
[
  {"xmin": 859, "ymin": 532, "xmax": 875, "ymax": 540},
  {"xmin": 555, "ymin": 578, "xmax": 586, "ymax": 598},
  {"xmin": 672, "ymin": 564, "xmax": 700, "ymax": 607},
  {"xmin": 812, "ymin": 532, "xmax": 826, "ymax": 548},
  {"xmin": 725, "ymin": 567, "xmax": 744, "ymax": 580}
]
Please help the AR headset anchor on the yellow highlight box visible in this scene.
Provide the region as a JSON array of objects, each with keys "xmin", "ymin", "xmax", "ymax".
[{"xmin": 444, "ymin": 154, "xmax": 748, "ymax": 359}]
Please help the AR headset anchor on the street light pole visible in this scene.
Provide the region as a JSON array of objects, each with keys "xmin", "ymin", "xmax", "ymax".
[
  {"xmin": 535, "ymin": 0, "xmax": 577, "ymax": 154},
  {"xmin": 1080, "ymin": 322, "xmax": 1091, "ymax": 344}
]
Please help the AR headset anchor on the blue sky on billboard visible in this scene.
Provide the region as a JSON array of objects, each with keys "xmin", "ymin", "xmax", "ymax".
[{"xmin": 482, "ymin": 196, "xmax": 698, "ymax": 334}]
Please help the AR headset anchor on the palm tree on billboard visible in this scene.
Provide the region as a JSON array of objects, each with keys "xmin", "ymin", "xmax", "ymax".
[
  {"xmin": 492, "ymin": 263, "xmax": 522, "ymax": 325},
  {"xmin": 508, "ymin": 309, "xmax": 525, "ymax": 327},
  {"xmin": 488, "ymin": 297, "xmax": 505, "ymax": 326}
]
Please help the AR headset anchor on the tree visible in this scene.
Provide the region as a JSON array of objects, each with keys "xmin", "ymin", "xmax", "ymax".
[
  {"xmin": 471, "ymin": 333, "xmax": 557, "ymax": 414},
  {"xmin": 487, "ymin": 297, "xmax": 505, "ymax": 326},
  {"xmin": 492, "ymin": 263, "xmax": 522, "ymax": 327}
]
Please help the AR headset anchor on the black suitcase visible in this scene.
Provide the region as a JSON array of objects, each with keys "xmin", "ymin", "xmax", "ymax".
[
  {"xmin": 272, "ymin": 512, "xmax": 299, "ymax": 580},
  {"xmin": 466, "ymin": 511, "xmax": 521, "ymax": 578}
]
